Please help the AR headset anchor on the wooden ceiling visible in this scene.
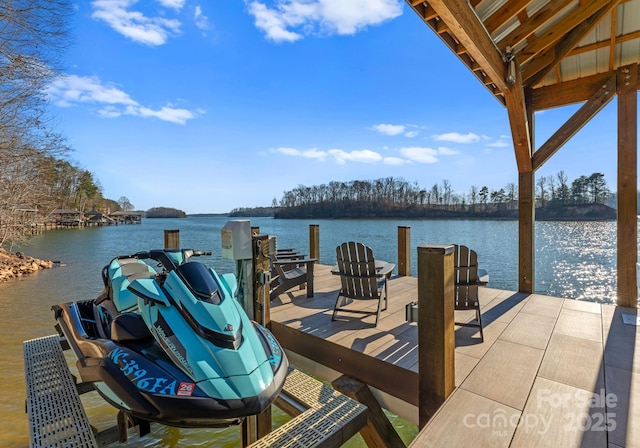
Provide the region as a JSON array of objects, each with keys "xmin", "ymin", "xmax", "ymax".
[
  {"xmin": 407, "ymin": 0, "xmax": 640, "ymax": 173},
  {"xmin": 407, "ymin": 0, "xmax": 640, "ymax": 110}
]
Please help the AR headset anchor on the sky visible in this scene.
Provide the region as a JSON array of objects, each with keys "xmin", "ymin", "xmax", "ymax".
[{"xmin": 46, "ymin": 0, "xmax": 626, "ymax": 214}]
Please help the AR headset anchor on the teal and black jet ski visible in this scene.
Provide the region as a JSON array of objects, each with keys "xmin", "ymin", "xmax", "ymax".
[{"xmin": 53, "ymin": 249, "xmax": 288, "ymax": 433}]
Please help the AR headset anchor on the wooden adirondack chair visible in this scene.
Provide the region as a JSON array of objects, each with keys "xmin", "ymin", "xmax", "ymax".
[
  {"xmin": 269, "ymin": 253, "xmax": 316, "ymax": 301},
  {"xmin": 454, "ymin": 244, "xmax": 484, "ymax": 342},
  {"xmin": 332, "ymin": 242, "xmax": 394, "ymax": 327}
]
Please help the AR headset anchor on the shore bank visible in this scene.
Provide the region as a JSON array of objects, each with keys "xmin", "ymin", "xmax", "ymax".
[{"xmin": 0, "ymin": 248, "xmax": 54, "ymax": 282}]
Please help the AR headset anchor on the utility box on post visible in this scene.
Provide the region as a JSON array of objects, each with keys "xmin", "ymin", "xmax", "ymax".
[
  {"xmin": 221, "ymin": 220, "xmax": 254, "ymax": 320},
  {"xmin": 221, "ymin": 220, "xmax": 252, "ymax": 261}
]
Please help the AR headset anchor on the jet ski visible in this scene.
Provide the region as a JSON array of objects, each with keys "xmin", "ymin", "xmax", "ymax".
[{"xmin": 53, "ymin": 249, "xmax": 288, "ymax": 435}]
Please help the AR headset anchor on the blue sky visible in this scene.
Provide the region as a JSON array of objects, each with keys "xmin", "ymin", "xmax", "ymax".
[{"xmin": 46, "ymin": 0, "xmax": 622, "ymax": 214}]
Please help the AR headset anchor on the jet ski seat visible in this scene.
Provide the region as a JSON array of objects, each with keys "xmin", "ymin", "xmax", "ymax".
[
  {"xmin": 109, "ymin": 258, "xmax": 157, "ymax": 312},
  {"xmin": 110, "ymin": 312, "xmax": 153, "ymax": 342}
]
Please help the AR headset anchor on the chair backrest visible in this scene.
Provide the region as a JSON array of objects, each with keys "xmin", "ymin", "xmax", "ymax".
[
  {"xmin": 335, "ymin": 242, "xmax": 380, "ymax": 300},
  {"xmin": 453, "ymin": 244, "xmax": 480, "ymax": 310}
]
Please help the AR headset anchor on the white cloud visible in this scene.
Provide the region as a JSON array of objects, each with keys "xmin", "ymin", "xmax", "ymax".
[
  {"xmin": 487, "ymin": 135, "xmax": 511, "ymax": 147},
  {"xmin": 91, "ymin": 0, "xmax": 181, "ymax": 46},
  {"xmin": 372, "ymin": 123, "xmax": 405, "ymax": 136},
  {"xmin": 399, "ymin": 146, "xmax": 438, "ymax": 163},
  {"xmin": 248, "ymin": 2, "xmax": 303, "ymax": 42},
  {"xmin": 97, "ymin": 106, "xmax": 123, "ymax": 118},
  {"xmin": 432, "ymin": 132, "xmax": 481, "ymax": 144},
  {"xmin": 127, "ymin": 105, "xmax": 195, "ymax": 125},
  {"xmin": 194, "ymin": 5, "xmax": 210, "ymax": 30},
  {"xmin": 247, "ymin": 0, "xmax": 403, "ymax": 43},
  {"xmin": 438, "ymin": 146, "xmax": 460, "ymax": 155},
  {"xmin": 404, "ymin": 130, "xmax": 419, "ymax": 138},
  {"xmin": 328, "ymin": 149, "xmax": 383, "ymax": 164},
  {"xmin": 47, "ymin": 74, "xmax": 198, "ymax": 125},
  {"xmin": 47, "ymin": 75, "xmax": 137, "ymax": 107},
  {"xmin": 384, "ymin": 157, "xmax": 409, "ymax": 165},
  {"xmin": 272, "ymin": 146, "xmax": 384, "ymax": 164},
  {"xmin": 157, "ymin": 0, "xmax": 185, "ymax": 10},
  {"xmin": 272, "ymin": 147, "xmax": 327, "ymax": 160}
]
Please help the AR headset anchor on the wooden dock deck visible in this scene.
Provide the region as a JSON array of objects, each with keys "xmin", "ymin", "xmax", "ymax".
[{"xmin": 269, "ymin": 263, "xmax": 640, "ymax": 447}]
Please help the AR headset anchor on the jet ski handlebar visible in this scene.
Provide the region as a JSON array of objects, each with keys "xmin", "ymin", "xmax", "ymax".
[{"xmin": 129, "ymin": 249, "xmax": 212, "ymax": 272}]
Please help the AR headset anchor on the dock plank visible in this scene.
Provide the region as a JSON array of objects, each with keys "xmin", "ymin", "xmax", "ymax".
[{"xmin": 269, "ymin": 263, "xmax": 640, "ymax": 447}]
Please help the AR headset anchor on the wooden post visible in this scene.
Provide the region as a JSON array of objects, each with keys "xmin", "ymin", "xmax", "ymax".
[
  {"xmin": 417, "ymin": 245, "xmax": 455, "ymax": 429},
  {"xmin": 241, "ymin": 233, "xmax": 272, "ymax": 446},
  {"xmin": 332, "ymin": 376, "xmax": 406, "ymax": 448},
  {"xmin": 617, "ymin": 63, "xmax": 638, "ymax": 307},
  {"xmin": 253, "ymin": 234, "xmax": 271, "ymax": 326},
  {"xmin": 309, "ymin": 224, "xmax": 319, "ymax": 261},
  {"xmin": 251, "ymin": 226, "xmax": 260, "ymax": 235},
  {"xmin": 397, "ymin": 226, "xmax": 410, "ymax": 276},
  {"xmin": 518, "ymin": 171, "xmax": 534, "ymax": 293},
  {"xmin": 164, "ymin": 229, "xmax": 180, "ymax": 249}
]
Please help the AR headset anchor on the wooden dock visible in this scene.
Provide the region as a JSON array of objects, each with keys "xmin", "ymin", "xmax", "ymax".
[{"xmin": 269, "ymin": 263, "xmax": 640, "ymax": 447}]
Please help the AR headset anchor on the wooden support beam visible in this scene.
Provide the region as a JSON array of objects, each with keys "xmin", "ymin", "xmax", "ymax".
[
  {"xmin": 532, "ymin": 74, "xmax": 617, "ymax": 170},
  {"xmin": 617, "ymin": 63, "xmax": 638, "ymax": 308},
  {"xmin": 269, "ymin": 321, "xmax": 419, "ymax": 406},
  {"xmin": 332, "ymin": 376, "xmax": 406, "ymax": 448},
  {"xmin": 254, "ymin": 234, "xmax": 271, "ymax": 326},
  {"xmin": 532, "ymin": 71, "xmax": 618, "ymax": 110},
  {"xmin": 518, "ymin": 171, "xmax": 535, "ymax": 293},
  {"xmin": 427, "ymin": 0, "xmax": 509, "ymax": 92},
  {"xmin": 504, "ymin": 59, "xmax": 533, "ymax": 172},
  {"xmin": 244, "ymin": 233, "xmax": 272, "ymax": 446},
  {"xmin": 397, "ymin": 226, "xmax": 411, "ymax": 277},
  {"xmin": 417, "ymin": 245, "xmax": 455, "ymax": 428}
]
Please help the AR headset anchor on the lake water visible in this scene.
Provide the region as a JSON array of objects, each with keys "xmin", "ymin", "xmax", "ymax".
[{"xmin": 0, "ymin": 216, "xmax": 621, "ymax": 446}]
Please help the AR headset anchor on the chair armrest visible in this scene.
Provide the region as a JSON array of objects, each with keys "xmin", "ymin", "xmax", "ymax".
[{"xmin": 375, "ymin": 262, "xmax": 395, "ymax": 278}]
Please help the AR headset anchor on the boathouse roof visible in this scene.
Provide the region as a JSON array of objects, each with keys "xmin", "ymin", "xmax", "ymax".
[{"xmin": 407, "ymin": 0, "xmax": 640, "ymax": 307}]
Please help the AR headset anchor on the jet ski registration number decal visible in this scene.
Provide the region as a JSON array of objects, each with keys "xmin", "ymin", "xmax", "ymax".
[{"xmin": 108, "ymin": 347, "xmax": 185, "ymax": 396}]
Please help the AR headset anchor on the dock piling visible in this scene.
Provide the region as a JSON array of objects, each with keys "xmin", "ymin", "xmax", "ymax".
[
  {"xmin": 397, "ymin": 226, "xmax": 411, "ymax": 276},
  {"xmin": 417, "ymin": 245, "xmax": 455, "ymax": 428}
]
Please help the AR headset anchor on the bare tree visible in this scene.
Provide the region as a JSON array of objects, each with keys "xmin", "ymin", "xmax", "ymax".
[{"xmin": 0, "ymin": 0, "xmax": 73, "ymax": 247}]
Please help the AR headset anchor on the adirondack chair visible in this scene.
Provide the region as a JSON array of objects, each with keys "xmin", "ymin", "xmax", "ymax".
[
  {"xmin": 332, "ymin": 242, "xmax": 394, "ymax": 327},
  {"xmin": 269, "ymin": 253, "xmax": 316, "ymax": 301},
  {"xmin": 454, "ymin": 244, "xmax": 485, "ymax": 342}
]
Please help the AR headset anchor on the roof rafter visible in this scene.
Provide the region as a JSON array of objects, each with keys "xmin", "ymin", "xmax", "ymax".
[
  {"xmin": 484, "ymin": 0, "xmax": 532, "ymax": 35},
  {"xmin": 519, "ymin": 0, "xmax": 619, "ymax": 66},
  {"xmin": 426, "ymin": 0, "xmax": 508, "ymax": 92},
  {"xmin": 524, "ymin": 0, "xmax": 622, "ymax": 87},
  {"xmin": 496, "ymin": 0, "xmax": 573, "ymax": 52}
]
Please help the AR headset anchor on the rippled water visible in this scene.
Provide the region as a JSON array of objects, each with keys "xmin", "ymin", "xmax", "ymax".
[{"xmin": 0, "ymin": 216, "xmax": 621, "ymax": 446}]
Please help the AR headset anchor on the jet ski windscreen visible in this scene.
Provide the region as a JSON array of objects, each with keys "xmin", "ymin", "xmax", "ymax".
[{"xmin": 176, "ymin": 262, "xmax": 223, "ymax": 304}]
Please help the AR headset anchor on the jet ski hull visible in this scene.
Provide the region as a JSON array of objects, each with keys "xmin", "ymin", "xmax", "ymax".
[{"xmin": 53, "ymin": 252, "xmax": 288, "ymax": 428}]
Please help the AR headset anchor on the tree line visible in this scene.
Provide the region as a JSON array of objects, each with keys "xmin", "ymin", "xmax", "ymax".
[
  {"xmin": 0, "ymin": 2, "xmax": 127, "ymax": 247},
  {"xmin": 270, "ymin": 172, "xmax": 613, "ymax": 219}
]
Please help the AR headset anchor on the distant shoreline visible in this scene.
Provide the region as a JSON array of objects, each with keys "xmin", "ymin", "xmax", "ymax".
[{"xmin": 228, "ymin": 203, "xmax": 617, "ymax": 221}]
